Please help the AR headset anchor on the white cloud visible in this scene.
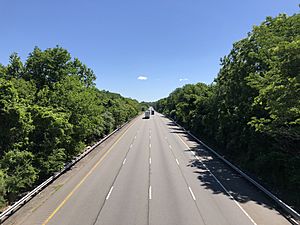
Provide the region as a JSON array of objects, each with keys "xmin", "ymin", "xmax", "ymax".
[
  {"xmin": 137, "ymin": 76, "xmax": 148, "ymax": 80},
  {"xmin": 179, "ymin": 78, "xmax": 189, "ymax": 82}
]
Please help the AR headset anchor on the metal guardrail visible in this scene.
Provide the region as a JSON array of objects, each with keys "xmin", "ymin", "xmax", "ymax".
[
  {"xmin": 0, "ymin": 120, "xmax": 131, "ymax": 223},
  {"xmin": 169, "ymin": 118, "xmax": 300, "ymax": 224}
]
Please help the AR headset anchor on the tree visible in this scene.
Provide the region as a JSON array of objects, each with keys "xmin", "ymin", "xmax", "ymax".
[
  {"xmin": 0, "ymin": 45, "xmax": 142, "ymax": 208},
  {"xmin": 24, "ymin": 46, "xmax": 72, "ymax": 88},
  {"xmin": 6, "ymin": 53, "xmax": 24, "ymax": 79},
  {"xmin": 29, "ymin": 105, "xmax": 72, "ymax": 177},
  {"xmin": 0, "ymin": 150, "xmax": 38, "ymax": 202},
  {"xmin": 246, "ymin": 14, "xmax": 300, "ymax": 153},
  {"xmin": 70, "ymin": 58, "xmax": 96, "ymax": 87},
  {"xmin": 0, "ymin": 170, "xmax": 6, "ymax": 208},
  {"xmin": 0, "ymin": 78, "xmax": 34, "ymax": 154},
  {"xmin": 155, "ymin": 13, "xmax": 300, "ymax": 209}
]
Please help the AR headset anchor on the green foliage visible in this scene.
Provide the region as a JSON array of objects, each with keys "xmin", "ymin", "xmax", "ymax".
[
  {"xmin": 156, "ymin": 13, "xmax": 300, "ymax": 209},
  {"xmin": 0, "ymin": 78, "xmax": 34, "ymax": 154},
  {"xmin": 41, "ymin": 148, "xmax": 66, "ymax": 175},
  {"xmin": 23, "ymin": 46, "xmax": 96, "ymax": 89},
  {"xmin": 24, "ymin": 46, "xmax": 71, "ymax": 88},
  {"xmin": 245, "ymin": 14, "xmax": 300, "ymax": 150},
  {"xmin": 0, "ymin": 170, "xmax": 6, "ymax": 208},
  {"xmin": 0, "ymin": 46, "xmax": 141, "ymax": 206},
  {"xmin": 0, "ymin": 150, "xmax": 38, "ymax": 202},
  {"xmin": 6, "ymin": 53, "xmax": 24, "ymax": 79},
  {"xmin": 29, "ymin": 105, "xmax": 72, "ymax": 176},
  {"xmin": 70, "ymin": 58, "xmax": 96, "ymax": 87},
  {"xmin": 140, "ymin": 101, "xmax": 150, "ymax": 111}
]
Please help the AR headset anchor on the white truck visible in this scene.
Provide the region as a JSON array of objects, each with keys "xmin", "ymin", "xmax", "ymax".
[{"xmin": 144, "ymin": 110, "xmax": 150, "ymax": 119}]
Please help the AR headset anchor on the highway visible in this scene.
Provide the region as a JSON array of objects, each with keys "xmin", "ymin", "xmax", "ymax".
[{"xmin": 3, "ymin": 113, "xmax": 292, "ymax": 225}]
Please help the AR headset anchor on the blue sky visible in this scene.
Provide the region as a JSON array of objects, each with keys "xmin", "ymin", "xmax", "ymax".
[{"xmin": 1, "ymin": 1, "xmax": 299, "ymax": 102}]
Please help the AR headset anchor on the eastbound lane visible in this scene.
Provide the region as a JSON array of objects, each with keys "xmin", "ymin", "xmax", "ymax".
[
  {"xmin": 149, "ymin": 120, "xmax": 205, "ymax": 225},
  {"xmin": 155, "ymin": 114, "xmax": 291, "ymax": 225},
  {"xmin": 3, "ymin": 113, "xmax": 291, "ymax": 225},
  {"xmin": 152, "ymin": 116, "xmax": 254, "ymax": 225}
]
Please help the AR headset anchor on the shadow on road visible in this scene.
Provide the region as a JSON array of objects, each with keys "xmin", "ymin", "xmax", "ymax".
[{"xmin": 164, "ymin": 117, "xmax": 284, "ymax": 214}]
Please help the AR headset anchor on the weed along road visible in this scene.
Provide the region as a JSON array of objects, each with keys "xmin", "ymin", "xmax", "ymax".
[{"xmin": 4, "ymin": 114, "xmax": 291, "ymax": 225}]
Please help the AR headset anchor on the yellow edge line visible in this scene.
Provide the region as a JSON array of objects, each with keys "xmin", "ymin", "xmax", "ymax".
[{"xmin": 42, "ymin": 120, "xmax": 137, "ymax": 225}]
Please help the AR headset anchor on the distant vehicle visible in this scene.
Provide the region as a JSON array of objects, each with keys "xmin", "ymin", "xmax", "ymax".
[
  {"xmin": 148, "ymin": 107, "xmax": 155, "ymax": 115},
  {"xmin": 144, "ymin": 110, "xmax": 150, "ymax": 119}
]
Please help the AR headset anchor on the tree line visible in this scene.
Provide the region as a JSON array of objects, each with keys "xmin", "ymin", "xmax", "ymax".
[
  {"xmin": 0, "ymin": 47, "xmax": 141, "ymax": 208},
  {"xmin": 155, "ymin": 13, "xmax": 300, "ymax": 210}
]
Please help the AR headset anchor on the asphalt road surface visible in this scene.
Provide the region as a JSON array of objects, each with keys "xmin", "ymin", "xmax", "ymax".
[{"xmin": 3, "ymin": 113, "xmax": 292, "ymax": 225}]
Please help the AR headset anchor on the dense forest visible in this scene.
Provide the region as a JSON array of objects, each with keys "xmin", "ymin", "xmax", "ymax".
[
  {"xmin": 0, "ymin": 47, "xmax": 141, "ymax": 208},
  {"xmin": 155, "ymin": 13, "xmax": 300, "ymax": 209}
]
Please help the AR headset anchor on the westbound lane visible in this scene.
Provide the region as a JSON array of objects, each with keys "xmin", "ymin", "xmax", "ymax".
[
  {"xmin": 3, "ymin": 116, "xmax": 144, "ymax": 225},
  {"xmin": 43, "ymin": 118, "xmax": 146, "ymax": 225},
  {"xmin": 3, "ymin": 113, "xmax": 292, "ymax": 225},
  {"xmin": 93, "ymin": 118, "xmax": 150, "ymax": 225}
]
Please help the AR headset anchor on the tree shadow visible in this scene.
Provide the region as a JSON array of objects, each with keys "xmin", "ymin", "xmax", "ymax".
[
  {"xmin": 187, "ymin": 146, "xmax": 269, "ymax": 205},
  {"xmin": 164, "ymin": 119, "xmax": 286, "ymax": 215}
]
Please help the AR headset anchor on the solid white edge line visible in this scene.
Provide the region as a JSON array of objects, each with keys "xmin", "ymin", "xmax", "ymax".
[
  {"xmin": 176, "ymin": 133, "xmax": 257, "ymax": 225},
  {"xmin": 176, "ymin": 158, "xmax": 179, "ymax": 165},
  {"xmin": 176, "ymin": 134, "xmax": 190, "ymax": 149},
  {"xmin": 207, "ymin": 167, "xmax": 258, "ymax": 225},
  {"xmin": 106, "ymin": 186, "xmax": 114, "ymax": 200},
  {"xmin": 188, "ymin": 187, "xmax": 196, "ymax": 201},
  {"xmin": 123, "ymin": 158, "xmax": 126, "ymax": 165},
  {"xmin": 149, "ymin": 186, "xmax": 152, "ymax": 200}
]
